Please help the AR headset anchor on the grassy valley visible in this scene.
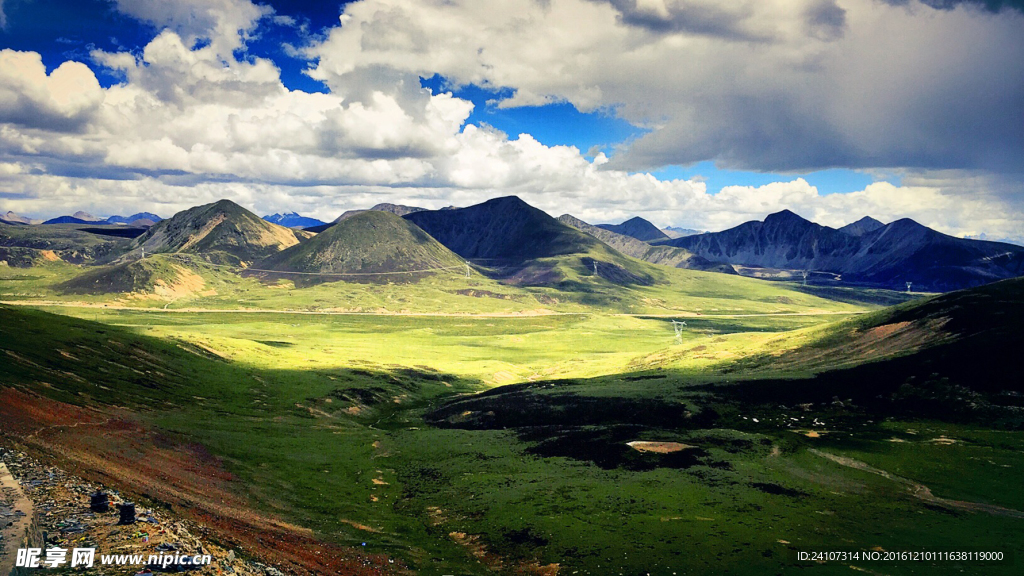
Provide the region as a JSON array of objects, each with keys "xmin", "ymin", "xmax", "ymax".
[{"xmin": 0, "ymin": 196, "xmax": 1020, "ymax": 575}]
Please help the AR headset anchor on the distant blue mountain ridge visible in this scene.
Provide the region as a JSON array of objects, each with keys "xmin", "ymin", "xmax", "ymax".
[
  {"xmin": 106, "ymin": 212, "xmax": 163, "ymax": 224},
  {"xmin": 262, "ymin": 212, "xmax": 327, "ymax": 229}
]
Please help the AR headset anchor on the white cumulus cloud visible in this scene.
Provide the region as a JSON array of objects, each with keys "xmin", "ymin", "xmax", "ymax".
[{"xmin": 0, "ymin": 0, "xmax": 1021, "ymax": 243}]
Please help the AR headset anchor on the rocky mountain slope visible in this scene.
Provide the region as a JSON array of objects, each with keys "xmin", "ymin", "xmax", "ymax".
[
  {"xmin": 127, "ymin": 199, "xmax": 307, "ymax": 266},
  {"xmin": 664, "ymin": 210, "xmax": 1024, "ymax": 290}
]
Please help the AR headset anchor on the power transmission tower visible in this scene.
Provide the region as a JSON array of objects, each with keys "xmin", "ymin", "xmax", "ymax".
[
  {"xmin": 593, "ymin": 261, "xmax": 598, "ymax": 276},
  {"xmin": 802, "ymin": 270, "xmax": 808, "ymax": 286},
  {"xmin": 906, "ymin": 281, "xmax": 912, "ymax": 294},
  {"xmin": 141, "ymin": 246, "xmax": 145, "ymax": 259},
  {"xmin": 671, "ymin": 320, "xmax": 686, "ymax": 345},
  {"xmin": 465, "ymin": 263, "xmax": 471, "ymax": 278}
]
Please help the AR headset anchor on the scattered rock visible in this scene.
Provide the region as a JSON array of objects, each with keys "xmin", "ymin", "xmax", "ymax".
[{"xmin": 0, "ymin": 447, "xmax": 274, "ymax": 575}]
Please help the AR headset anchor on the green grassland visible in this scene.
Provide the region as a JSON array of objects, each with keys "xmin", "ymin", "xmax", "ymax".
[
  {"xmin": 1, "ymin": 262, "xmax": 1020, "ymax": 575},
  {"xmin": 0, "ymin": 252, "xmax": 882, "ymax": 316}
]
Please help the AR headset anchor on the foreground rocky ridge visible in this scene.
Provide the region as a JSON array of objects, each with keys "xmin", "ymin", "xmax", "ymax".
[{"xmin": 0, "ymin": 447, "xmax": 276, "ymax": 576}]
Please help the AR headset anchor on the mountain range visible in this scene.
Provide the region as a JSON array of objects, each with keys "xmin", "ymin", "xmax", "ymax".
[
  {"xmin": 262, "ymin": 212, "xmax": 326, "ymax": 229},
  {"xmin": 5, "ymin": 196, "xmax": 1022, "ymax": 292},
  {"xmin": 1, "ymin": 211, "xmax": 42, "ymax": 225},
  {"xmin": 662, "ymin": 209, "xmax": 1024, "ymax": 291},
  {"xmin": 557, "ymin": 214, "xmax": 735, "ymax": 274},
  {"xmin": 106, "ymin": 212, "xmax": 163, "ymax": 225},
  {"xmin": 661, "ymin": 226, "xmax": 702, "ymax": 239},
  {"xmin": 1, "ymin": 211, "xmax": 162, "ymax": 227}
]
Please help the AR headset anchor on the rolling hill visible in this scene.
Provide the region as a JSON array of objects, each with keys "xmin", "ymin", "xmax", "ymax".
[
  {"xmin": 664, "ymin": 210, "xmax": 1024, "ymax": 291},
  {"xmin": 0, "ymin": 222, "xmax": 131, "ymax": 265},
  {"xmin": 703, "ymin": 276, "xmax": 1024, "ymax": 425},
  {"xmin": 58, "ymin": 256, "xmax": 207, "ymax": 297},
  {"xmin": 558, "ymin": 214, "xmax": 735, "ymax": 274},
  {"xmin": 596, "ymin": 216, "xmax": 669, "ymax": 242},
  {"xmin": 257, "ymin": 211, "xmax": 465, "ymax": 281},
  {"xmin": 128, "ymin": 199, "xmax": 307, "ymax": 266},
  {"xmin": 428, "ymin": 276, "xmax": 1024, "ymax": 435}
]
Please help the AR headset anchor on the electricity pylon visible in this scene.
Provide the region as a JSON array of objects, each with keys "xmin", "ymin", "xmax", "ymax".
[{"xmin": 671, "ymin": 320, "xmax": 686, "ymax": 345}]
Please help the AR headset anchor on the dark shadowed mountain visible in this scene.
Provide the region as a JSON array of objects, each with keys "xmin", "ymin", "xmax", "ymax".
[
  {"xmin": 106, "ymin": 212, "xmax": 163, "ymax": 225},
  {"xmin": 43, "ymin": 216, "xmax": 93, "ymax": 225},
  {"xmin": 128, "ymin": 199, "xmax": 308, "ymax": 266},
  {"xmin": 405, "ymin": 197, "xmax": 660, "ymax": 286},
  {"xmin": 40, "ymin": 211, "xmax": 103, "ymax": 225},
  {"xmin": 664, "ymin": 210, "xmax": 1024, "ymax": 291},
  {"xmin": 597, "ymin": 217, "xmax": 669, "ymax": 242},
  {"xmin": 846, "ymin": 219, "xmax": 1024, "ymax": 290},
  {"xmin": 405, "ymin": 196, "xmax": 602, "ymax": 261},
  {"xmin": 262, "ymin": 212, "xmax": 326, "ymax": 229},
  {"xmin": 258, "ymin": 211, "xmax": 464, "ymax": 280},
  {"xmin": 838, "ymin": 216, "xmax": 885, "ymax": 237},
  {"xmin": 664, "ymin": 210, "xmax": 862, "ymax": 270},
  {"xmin": 558, "ymin": 214, "xmax": 735, "ymax": 274}
]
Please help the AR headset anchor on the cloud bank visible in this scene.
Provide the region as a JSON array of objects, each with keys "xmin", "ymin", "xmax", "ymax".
[{"xmin": 0, "ymin": 0, "xmax": 1021, "ymax": 242}]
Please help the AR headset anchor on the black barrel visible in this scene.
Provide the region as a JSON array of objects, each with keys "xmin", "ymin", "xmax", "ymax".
[
  {"xmin": 117, "ymin": 502, "xmax": 136, "ymax": 525},
  {"xmin": 90, "ymin": 491, "xmax": 110, "ymax": 513}
]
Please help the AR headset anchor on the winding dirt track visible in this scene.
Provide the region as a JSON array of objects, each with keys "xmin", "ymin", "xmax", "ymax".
[
  {"xmin": 810, "ymin": 449, "xmax": 1024, "ymax": 519},
  {"xmin": 1, "ymin": 300, "xmax": 863, "ymax": 319}
]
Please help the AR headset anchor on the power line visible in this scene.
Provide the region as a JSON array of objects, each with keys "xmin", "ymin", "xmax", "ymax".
[
  {"xmin": 164, "ymin": 253, "xmax": 466, "ymax": 277},
  {"xmin": 671, "ymin": 319, "xmax": 686, "ymax": 344}
]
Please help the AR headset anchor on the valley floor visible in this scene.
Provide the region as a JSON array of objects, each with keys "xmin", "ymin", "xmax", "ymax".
[{"xmin": 1, "ymin": 263, "xmax": 1020, "ymax": 575}]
